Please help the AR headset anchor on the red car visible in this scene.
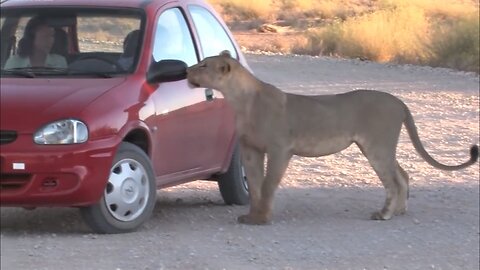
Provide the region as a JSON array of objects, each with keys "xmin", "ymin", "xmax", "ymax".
[{"xmin": 0, "ymin": 0, "xmax": 249, "ymax": 233}]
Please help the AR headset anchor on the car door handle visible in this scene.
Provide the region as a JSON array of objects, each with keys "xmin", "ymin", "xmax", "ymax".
[{"xmin": 205, "ymin": 88, "xmax": 214, "ymax": 101}]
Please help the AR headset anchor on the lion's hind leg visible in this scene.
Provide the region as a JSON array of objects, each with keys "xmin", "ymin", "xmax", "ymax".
[
  {"xmin": 369, "ymin": 165, "xmax": 399, "ymax": 220},
  {"xmin": 357, "ymin": 142, "xmax": 400, "ymax": 220},
  {"xmin": 394, "ymin": 162, "xmax": 409, "ymax": 216}
]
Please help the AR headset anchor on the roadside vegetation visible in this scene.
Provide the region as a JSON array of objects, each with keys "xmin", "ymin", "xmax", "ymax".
[{"xmin": 211, "ymin": 0, "xmax": 480, "ymax": 73}]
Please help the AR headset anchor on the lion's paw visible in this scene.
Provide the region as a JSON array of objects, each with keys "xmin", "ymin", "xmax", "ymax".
[
  {"xmin": 394, "ymin": 208, "xmax": 407, "ymax": 216},
  {"xmin": 237, "ymin": 214, "xmax": 270, "ymax": 225},
  {"xmin": 370, "ymin": 211, "xmax": 392, "ymax": 220}
]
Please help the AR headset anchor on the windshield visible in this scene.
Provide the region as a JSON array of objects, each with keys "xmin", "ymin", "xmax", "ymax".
[{"xmin": 0, "ymin": 8, "xmax": 144, "ymax": 78}]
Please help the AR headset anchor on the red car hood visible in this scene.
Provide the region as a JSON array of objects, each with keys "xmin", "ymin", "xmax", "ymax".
[{"xmin": 0, "ymin": 77, "xmax": 125, "ymax": 133}]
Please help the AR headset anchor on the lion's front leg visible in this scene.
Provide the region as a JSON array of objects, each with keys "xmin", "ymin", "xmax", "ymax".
[
  {"xmin": 239, "ymin": 148, "xmax": 292, "ymax": 225},
  {"xmin": 237, "ymin": 144, "xmax": 267, "ymax": 224}
]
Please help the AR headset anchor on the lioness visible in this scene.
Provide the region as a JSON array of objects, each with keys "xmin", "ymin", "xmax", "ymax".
[{"xmin": 186, "ymin": 52, "xmax": 479, "ymax": 225}]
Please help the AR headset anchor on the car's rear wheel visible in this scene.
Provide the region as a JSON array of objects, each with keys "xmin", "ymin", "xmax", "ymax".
[
  {"xmin": 80, "ymin": 142, "xmax": 156, "ymax": 234},
  {"xmin": 217, "ymin": 143, "xmax": 249, "ymax": 205}
]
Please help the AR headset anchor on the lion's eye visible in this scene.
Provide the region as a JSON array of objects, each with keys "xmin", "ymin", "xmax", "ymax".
[{"xmin": 200, "ymin": 63, "xmax": 207, "ymax": 68}]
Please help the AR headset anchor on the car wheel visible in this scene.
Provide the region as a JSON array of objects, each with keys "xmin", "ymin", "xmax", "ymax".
[
  {"xmin": 217, "ymin": 143, "xmax": 249, "ymax": 205},
  {"xmin": 80, "ymin": 142, "xmax": 156, "ymax": 234}
]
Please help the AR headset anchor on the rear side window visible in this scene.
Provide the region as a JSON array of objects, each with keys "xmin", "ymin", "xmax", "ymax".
[{"xmin": 188, "ymin": 5, "xmax": 237, "ymax": 59}]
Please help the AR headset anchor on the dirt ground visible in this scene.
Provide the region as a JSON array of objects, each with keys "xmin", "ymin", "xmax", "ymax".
[
  {"xmin": 1, "ymin": 54, "xmax": 479, "ymax": 270},
  {"xmin": 233, "ymin": 31, "xmax": 307, "ymax": 54}
]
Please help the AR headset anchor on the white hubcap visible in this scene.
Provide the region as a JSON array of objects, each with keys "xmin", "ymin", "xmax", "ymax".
[{"xmin": 105, "ymin": 159, "xmax": 149, "ymax": 222}]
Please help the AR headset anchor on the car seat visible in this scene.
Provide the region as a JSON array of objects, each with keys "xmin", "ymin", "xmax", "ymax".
[
  {"xmin": 118, "ymin": 29, "xmax": 140, "ymax": 70},
  {"xmin": 51, "ymin": 28, "xmax": 68, "ymax": 59}
]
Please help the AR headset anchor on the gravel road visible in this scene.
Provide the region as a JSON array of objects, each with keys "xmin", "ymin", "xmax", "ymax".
[{"xmin": 1, "ymin": 54, "xmax": 479, "ymax": 270}]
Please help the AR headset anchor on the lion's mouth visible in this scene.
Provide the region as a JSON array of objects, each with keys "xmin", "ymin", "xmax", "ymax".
[
  {"xmin": 187, "ymin": 79, "xmax": 201, "ymax": 88},
  {"xmin": 186, "ymin": 71, "xmax": 202, "ymax": 88}
]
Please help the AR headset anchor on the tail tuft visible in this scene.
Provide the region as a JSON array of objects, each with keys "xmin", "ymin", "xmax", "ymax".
[{"xmin": 470, "ymin": 145, "xmax": 479, "ymax": 162}]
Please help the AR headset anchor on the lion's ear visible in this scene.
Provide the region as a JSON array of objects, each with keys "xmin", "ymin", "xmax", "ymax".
[
  {"xmin": 220, "ymin": 50, "xmax": 231, "ymax": 58},
  {"xmin": 219, "ymin": 61, "xmax": 231, "ymax": 75}
]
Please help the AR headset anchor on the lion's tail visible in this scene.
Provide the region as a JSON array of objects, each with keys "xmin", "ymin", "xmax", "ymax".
[{"xmin": 403, "ymin": 105, "xmax": 478, "ymax": 171}]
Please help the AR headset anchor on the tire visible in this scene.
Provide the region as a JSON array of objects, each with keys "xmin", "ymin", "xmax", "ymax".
[
  {"xmin": 80, "ymin": 142, "xmax": 156, "ymax": 234},
  {"xmin": 217, "ymin": 143, "xmax": 249, "ymax": 205}
]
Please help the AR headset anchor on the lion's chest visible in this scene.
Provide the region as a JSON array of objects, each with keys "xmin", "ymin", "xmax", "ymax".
[
  {"xmin": 236, "ymin": 119, "xmax": 268, "ymax": 151},
  {"xmin": 233, "ymin": 88, "xmax": 291, "ymax": 152},
  {"xmin": 236, "ymin": 111, "xmax": 290, "ymax": 152}
]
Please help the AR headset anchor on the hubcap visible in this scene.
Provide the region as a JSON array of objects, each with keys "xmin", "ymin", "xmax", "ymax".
[
  {"xmin": 241, "ymin": 166, "xmax": 248, "ymax": 191},
  {"xmin": 105, "ymin": 158, "xmax": 149, "ymax": 222}
]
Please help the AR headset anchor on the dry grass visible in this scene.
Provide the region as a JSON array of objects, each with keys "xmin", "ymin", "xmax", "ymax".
[
  {"xmin": 211, "ymin": 0, "xmax": 479, "ymax": 72},
  {"xmin": 428, "ymin": 13, "xmax": 480, "ymax": 72},
  {"xmin": 211, "ymin": 0, "xmax": 375, "ymax": 21},
  {"xmin": 210, "ymin": 0, "xmax": 277, "ymax": 21},
  {"xmin": 378, "ymin": 0, "xmax": 477, "ymax": 19},
  {"xmin": 294, "ymin": 6, "xmax": 433, "ymax": 63},
  {"xmin": 278, "ymin": 0, "xmax": 368, "ymax": 20}
]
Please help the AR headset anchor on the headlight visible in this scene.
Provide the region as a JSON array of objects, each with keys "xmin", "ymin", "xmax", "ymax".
[{"xmin": 34, "ymin": 119, "xmax": 88, "ymax": 144}]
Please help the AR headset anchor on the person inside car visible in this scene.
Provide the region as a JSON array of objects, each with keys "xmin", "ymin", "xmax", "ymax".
[{"xmin": 4, "ymin": 16, "xmax": 67, "ymax": 69}]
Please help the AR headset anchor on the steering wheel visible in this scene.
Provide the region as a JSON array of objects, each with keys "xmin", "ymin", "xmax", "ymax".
[{"xmin": 72, "ymin": 54, "xmax": 124, "ymax": 71}]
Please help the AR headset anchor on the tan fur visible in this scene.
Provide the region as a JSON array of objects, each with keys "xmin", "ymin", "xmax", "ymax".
[{"xmin": 186, "ymin": 53, "xmax": 479, "ymax": 225}]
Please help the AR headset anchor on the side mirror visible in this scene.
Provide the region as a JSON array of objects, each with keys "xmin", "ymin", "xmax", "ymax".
[{"xmin": 146, "ymin": 59, "xmax": 187, "ymax": 84}]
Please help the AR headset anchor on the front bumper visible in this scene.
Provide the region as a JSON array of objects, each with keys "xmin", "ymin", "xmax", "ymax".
[{"xmin": 0, "ymin": 134, "xmax": 118, "ymax": 207}]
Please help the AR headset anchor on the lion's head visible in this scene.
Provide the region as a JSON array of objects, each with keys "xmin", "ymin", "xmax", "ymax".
[{"xmin": 186, "ymin": 51, "xmax": 236, "ymax": 90}]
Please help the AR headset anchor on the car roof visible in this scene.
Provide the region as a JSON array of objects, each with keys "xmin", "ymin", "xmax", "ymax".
[{"xmin": 0, "ymin": 0, "xmax": 180, "ymax": 9}]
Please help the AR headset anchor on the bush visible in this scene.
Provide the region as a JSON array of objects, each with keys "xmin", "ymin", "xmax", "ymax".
[
  {"xmin": 295, "ymin": 6, "xmax": 432, "ymax": 62},
  {"xmin": 292, "ymin": 23, "xmax": 341, "ymax": 56},
  {"xmin": 428, "ymin": 14, "xmax": 480, "ymax": 73},
  {"xmin": 213, "ymin": 0, "xmax": 479, "ymax": 72},
  {"xmin": 292, "ymin": 3, "xmax": 479, "ymax": 72}
]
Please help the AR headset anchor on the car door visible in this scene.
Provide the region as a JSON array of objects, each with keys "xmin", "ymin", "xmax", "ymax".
[
  {"xmin": 186, "ymin": 4, "xmax": 242, "ymax": 165},
  {"xmin": 149, "ymin": 7, "xmax": 227, "ymax": 180}
]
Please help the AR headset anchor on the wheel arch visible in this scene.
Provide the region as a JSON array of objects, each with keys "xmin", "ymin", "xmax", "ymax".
[
  {"xmin": 115, "ymin": 119, "xmax": 153, "ymax": 156},
  {"xmin": 122, "ymin": 128, "xmax": 151, "ymax": 156}
]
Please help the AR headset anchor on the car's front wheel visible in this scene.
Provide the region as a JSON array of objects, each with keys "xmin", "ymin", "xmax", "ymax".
[
  {"xmin": 80, "ymin": 142, "xmax": 156, "ymax": 234},
  {"xmin": 217, "ymin": 143, "xmax": 249, "ymax": 205}
]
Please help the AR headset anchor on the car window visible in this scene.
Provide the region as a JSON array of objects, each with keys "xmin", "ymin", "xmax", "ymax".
[
  {"xmin": 188, "ymin": 5, "xmax": 237, "ymax": 59},
  {"xmin": 0, "ymin": 16, "xmax": 32, "ymax": 68},
  {"xmin": 77, "ymin": 15, "xmax": 141, "ymax": 53},
  {"xmin": 0, "ymin": 9, "xmax": 143, "ymax": 76},
  {"xmin": 152, "ymin": 8, "xmax": 197, "ymax": 66}
]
